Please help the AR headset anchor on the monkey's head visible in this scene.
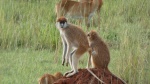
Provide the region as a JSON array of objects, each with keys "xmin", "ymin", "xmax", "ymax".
[
  {"xmin": 87, "ymin": 30, "xmax": 98, "ymax": 41},
  {"xmin": 56, "ymin": 16, "xmax": 68, "ymax": 29}
]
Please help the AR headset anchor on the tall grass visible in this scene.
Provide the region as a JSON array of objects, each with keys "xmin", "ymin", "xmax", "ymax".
[
  {"xmin": 0, "ymin": 0, "xmax": 150, "ymax": 83},
  {"xmin": 100, "ymin": 0, "xmax": 150, "ymax": 83},
  {"xmin": 0, "ymin": 0, "xmax": 59, "ymax": 49}
]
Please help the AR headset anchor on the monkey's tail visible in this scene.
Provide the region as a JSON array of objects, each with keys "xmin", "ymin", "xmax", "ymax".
[
  {"xmin": 86, "ymin": 68, "xmax": 105, "ymax": 84},
  {"xmin": 106, "ymin": 68, "xmax": 127, "ymax": 84},
  {"xmin": 86, "ymin": 48, "xmax": 105, "ymax": 83}
]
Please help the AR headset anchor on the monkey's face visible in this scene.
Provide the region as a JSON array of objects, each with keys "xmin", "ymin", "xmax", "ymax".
[
  {"xmin": 56, "ymin": 16, "xmax": 68, "ymax": 29},
  {"xmin": 87, "ymin": 30, "xmax": 97, "ymax": 41}
]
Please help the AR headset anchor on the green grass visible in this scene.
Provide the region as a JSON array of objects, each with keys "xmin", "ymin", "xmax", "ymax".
[
  {"xmin": 0, "ymin": 48, "xmax": 69, "ymax": 84},
  {"xmin": 0, "ymin": 0, "xmax": 150, "ymax": 84},
  {"xmin": 0, "ymin": 48, "xmax": 89, "ymax": 84}
]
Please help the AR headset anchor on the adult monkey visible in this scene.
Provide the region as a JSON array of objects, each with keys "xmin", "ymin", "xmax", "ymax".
[{"xmin": 56, "ymin": 16, "xmax": 89, "ymax": 77}]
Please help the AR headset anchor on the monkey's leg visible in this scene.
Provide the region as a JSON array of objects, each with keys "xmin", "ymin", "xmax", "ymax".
[
  {"xmin": 66, "ymin": 47, "xmax": 86, "ymax": 77},
  {"xmin": 68, "ymin": 49, "xmax": 77, "ymax": 67},
  {"xmin": 66, "ymin": 53, "xmax": 79, "ymax": 77},
  {"xmin": 64, "ymin": 49, "xmax": 77, "ymax": 76}
]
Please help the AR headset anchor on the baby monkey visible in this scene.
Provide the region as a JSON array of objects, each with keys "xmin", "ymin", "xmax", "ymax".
[
  {"xmin": 87, "ymin": 30, "xmax": 110, "ymax": 69},
  {"xmin": 87, "ymin": 30, "xmax": 127, "ymax": 84},
  {"xmin": 56, "ymin": 16, "xmax": 90, "ymax": 77}
]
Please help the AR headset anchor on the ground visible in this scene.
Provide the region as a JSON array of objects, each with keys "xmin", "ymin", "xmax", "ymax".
[{"xmin": 54, "ymin": 68, "xmax": 126, "ymax": 84}]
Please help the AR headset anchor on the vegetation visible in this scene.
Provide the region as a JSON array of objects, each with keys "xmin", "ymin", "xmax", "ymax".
[{"xmin": 0, "ymin": 0, "xmax": 149, "ymax": 84}]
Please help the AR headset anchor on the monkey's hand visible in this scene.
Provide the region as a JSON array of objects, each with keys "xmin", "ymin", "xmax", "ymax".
[
  {"xmin": 92, "ymin": 51, "xmax": 97, "ymax": 55},
  {"xmin": 62, "ymin": 60, "xmax": 65, "ymax": 66},
  {"xmin": 88, "ymin": 48, "xmax": 92, "ymax": 52},
  {"xmin": 65, "ymin": 57, "xmax": 69, "ymax": 66}
]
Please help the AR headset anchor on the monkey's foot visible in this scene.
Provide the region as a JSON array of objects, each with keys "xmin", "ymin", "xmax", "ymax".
[
  {"xmin": 66, "ymin": 71, "xmax": 78, "ymax": 77},
  {"xmin": 64, "ymin": 70, "xmax": 73, "ymax": 76}
]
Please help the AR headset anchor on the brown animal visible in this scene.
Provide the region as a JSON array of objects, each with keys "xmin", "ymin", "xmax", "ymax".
[
  {"xmin": 38, "ymin": 72, "xmax": 63, "ymax": 84},
  {"xmin": 55, "ymin": 0, "xmax": 99, "ymax": 29},
  {"xmin": 87, "ymin": 30, "xmax": 127, "ymax": 84},
  {"xmin": 79, "ymin": 0, "xmax": 102, "ymax": 12},
  {"xmin": 87, "ymin": 30, "xmax": 110, "ymax": 69},
  {"xmin": 79, "ymin": 0, "xmax": 103, "ymax": 29},
  {"xmin": 56, "ymin": 16, "xmax": 91, "ymax": 77}
]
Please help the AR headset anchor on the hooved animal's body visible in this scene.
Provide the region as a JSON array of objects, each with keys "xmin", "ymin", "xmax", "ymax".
[
  {"xmin": 55, "ymin": 0, "xmax": 99, "ymax": 28},
  {"xmin": 78, "ymin": 0, "xmax": 103, "ymax": 29}
]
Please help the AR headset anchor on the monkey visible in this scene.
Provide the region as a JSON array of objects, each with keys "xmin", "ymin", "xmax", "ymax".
[
  {"xmin": 55, "ymin": 0, "xmax": 99, "ymax": 30},
  {"xmin": 87, "ymin": 30, "xmax": 127, "ymax": 84},
  {"xmin": 87, "ymin": 30, "xmax": 110, "ymax": 69},
  {"xmin": 55, "ymin": 17, "xmax": 105, "ymax": 83},
  {"xmin": 38, "ymin": 72, "xmax": 63, "ymax": 84},
  {"xmin": 56, "ymin": 16, "xmax": 90, "ymax": 77}
]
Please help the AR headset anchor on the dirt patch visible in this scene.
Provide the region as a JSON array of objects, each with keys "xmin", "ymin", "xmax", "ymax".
[{"xmin": 54, "ymin": 68, "xmax": 125, "ymax": 84}]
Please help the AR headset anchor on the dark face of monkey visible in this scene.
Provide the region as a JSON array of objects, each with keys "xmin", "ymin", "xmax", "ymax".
[{"xmin": 56, "ymin": 16, "xmax": 68, "ymax": 28}]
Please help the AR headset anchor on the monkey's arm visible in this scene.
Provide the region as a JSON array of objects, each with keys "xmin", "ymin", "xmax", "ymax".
[
  {"xmin": 61, "ymin": 36, "xmax": 67, "ymax": 66},
  {"xmin": 65, "ymin": 41, "xmax": 72, "ymax": 66},
  {"xmin": 70, "ymin": 49, "xmax": 77, "ymax": 65}
]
